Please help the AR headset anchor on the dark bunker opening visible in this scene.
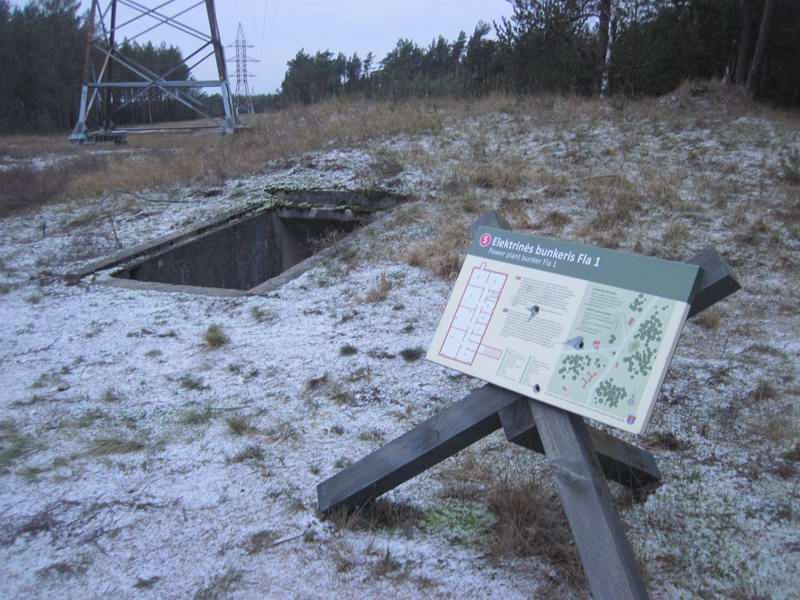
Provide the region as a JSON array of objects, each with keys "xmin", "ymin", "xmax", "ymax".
[{"xmin": 108, "ymin": 189, "xmax": 407, "ymax": 294}]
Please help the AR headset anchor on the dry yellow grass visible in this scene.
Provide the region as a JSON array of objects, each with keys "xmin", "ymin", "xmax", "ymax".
[
  {"xmin": 485, "ymin": 473, "xmax": 584, "ymax": 588},
  {"xmin": 460, "ymin": 156, "xmax": 529, "ymax": 191},
  {"xmin": 4, "ymin": 87, "xmax": 798, "ymax": 218},
  {"xmin": 77, "ymin": 98, "xmax": 441, "ymax": 196},
  {"xmin": 436, "ymin": 450, "xmax": 585, "ymax": 593},
  {"xmin": 499, "ymin": 198, "xmax": 534, "ymax": 230},
  {"xmin": 1, "ymin": 97, "xmax": 445, "ymax": 214},
  {"xmin": 403, "ymin": 215, "xmax": 471, "ymax": 279},
  {"xmin": 583, "ymin": 174, "xmax": 642, "ymax": 217},
  {"xmin": 362, "ymin": 274, "xmax": 393, "ymax": 303},
  {"xmin": 693, "ymin": 306, "xmax": 722, "ymax": 330}
]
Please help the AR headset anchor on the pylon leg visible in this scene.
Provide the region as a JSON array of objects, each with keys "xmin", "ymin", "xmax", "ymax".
[
  {"xmin": 70, "ymin": 84, "xmax": 91, "ymax": 144},
  {"xmin": 220, "ymin": 82, "xmax": 236, "ymax": 135}
]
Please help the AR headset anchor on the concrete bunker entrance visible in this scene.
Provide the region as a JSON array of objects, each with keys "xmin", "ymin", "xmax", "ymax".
[
  {"xmin": 98, "ymin": 189, "xmax": 407, "ymax": 295},
  {"xmin": 114, "ymin": 211, "xmax": 358, "ymax": 291}
]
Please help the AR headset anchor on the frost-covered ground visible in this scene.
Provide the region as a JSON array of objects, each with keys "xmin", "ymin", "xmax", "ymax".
[{"xmin": 1, "ymin": 95, "xmax": 799, "ymax": 599}]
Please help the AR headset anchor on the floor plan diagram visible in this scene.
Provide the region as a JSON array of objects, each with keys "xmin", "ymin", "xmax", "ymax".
[{"xmin": 438, "ymin": 263, "xmax": 507, "ymax": 365}]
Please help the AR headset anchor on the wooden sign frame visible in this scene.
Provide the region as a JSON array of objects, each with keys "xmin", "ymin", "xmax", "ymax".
[{"xmin": 317, "ymin": 212, "xmax": 740, "ymax": 599}]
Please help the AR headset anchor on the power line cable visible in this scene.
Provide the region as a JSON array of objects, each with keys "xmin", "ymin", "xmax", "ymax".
[
  {"xmin": 258, "ymin": 0, "xmax": 269, "ymax": 56},
  {"xmin": 252, "ymin": 0, "xmax": 269, "ymax": 85},
  {"xmin": 254, "ymin": 0, "xmax": 280, "ymax": 91}
]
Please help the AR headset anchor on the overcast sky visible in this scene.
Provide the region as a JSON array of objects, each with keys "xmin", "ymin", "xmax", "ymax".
[{"xmin": 12, "ymin": 0, "xmax": 514, "ymax": 93}]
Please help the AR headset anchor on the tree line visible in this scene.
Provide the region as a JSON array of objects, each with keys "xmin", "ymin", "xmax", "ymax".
[
  {"xmin": 0, "ymin": 0, "xmax": 797, "ymax": 134},
  {"xmin": 0, "ymin": 0, "xmax": 85, "ymax": 132},
  {"xmin": 278, "ymin": 0, "xmax": 798, "ymax": 107}
]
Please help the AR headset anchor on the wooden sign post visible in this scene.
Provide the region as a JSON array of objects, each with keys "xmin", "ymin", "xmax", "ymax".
[{"xmin": 317, "ymin": 212, "xmax": 740, "ymax": 599}]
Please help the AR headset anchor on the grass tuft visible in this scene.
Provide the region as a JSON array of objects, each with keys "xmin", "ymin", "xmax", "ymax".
[
  {"xmin": 0, "ymin": 421, "xmax": 36, "ymax": 472},
  {"xmin": 485, "ymin": 474, "xmax": 584, "ymax": 588},
  {"xmin": 750, "ymin": 379, "xmax": 777, "ymax": 403},
  {"xmin": 134, "ymin": 577, "xmax": 161, "ymax": 590},
  {"xmin": 339, "ymin": 343, "xmax": 358, "ymax": 356},
  {"xmin": 358, "ymin": 429, "xmax": 385, "ymax": 443},
  {"xmin": 462, "ymin": 158, "xmax": 528, "ymax": 191},
  {"xmin": 661, "ymin": 222, "xmax": 690, "ymax": 254},
  {"xmin": 541, "ymin": 210, "xmax": 571, "ymax": 229},
  {"xmin": 304, "ymin": 374, "xmax": 328, "ymax": 392},
  {"xmin": 87, "ymin": 437, "xmax": 144, "ymax": 456},
  {"xmin": 244, "ymin": 530, "xmax": 278, "ymax": 555},
  {"xmin": 193, "ymin": 568, "xmax": 243, "ymax": 600},
  {"xmin": 179, "ymin": 376, "xmax": 207, "ymax": 391},
  {"xmin": 102, "ymin": 388, "xmax": 122, "ymax": 403},
  {"xmin": 250, "ymin": 306, "xmax": 276, "ymax": 324},
  {"xmin": 226, "ymin": 416, "xmax": 255, "ymax": 436},
  {"xmin": 403, "ymin": 218, "xmax": 470, "ymax": 279},
  {"xmin": 363, "ymin": 274, "xmax": 392, "ymax": 303},
  {"xmin": 179, "ymin": 406, "xmax": 214, "ymax": 426},
  {"xmin": 647, "ymin": 431, "xmax": 692, "ymax": 451},
  {"xmin": 203, "ymin": 324, "xmax": 229, "ymax": 350},
  {"xmin": 326, "ymin": 499, "xmax": 425, "ymax": 532},
  {"xmin": 334, "ymin": 457, "xmax": 353, "ymax": 469},
  {"xmin": 37, "ymin": 559, "xmax": 90, "ymax": 579},
  {"xmin": 399, "ymin": 347, "xmax": 425, "ymax": 363},
  {"xmin": 694, "ymin": 306, "xmax": 722, "ymax": 330},
  {"xmin": 266, "ymin": 422, "xmax": 299, "ymax": 443},
  {"xmin": 228, "ymin": 444, "xmax": 265, "ymax": 464},
  {"xmin": 372, "ymin": 547, "xmax": 401, "ymax": 578}
]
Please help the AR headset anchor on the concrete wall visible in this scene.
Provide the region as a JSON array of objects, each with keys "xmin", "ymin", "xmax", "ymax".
[{"xmin": 119, "ymin": 213, "xmax": 358, "ymax": 291}]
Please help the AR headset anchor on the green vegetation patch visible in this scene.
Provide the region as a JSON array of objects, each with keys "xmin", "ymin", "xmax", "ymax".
[{"xmin": 423, "ymin": 500, "xmax": 496, "ymax": 546}]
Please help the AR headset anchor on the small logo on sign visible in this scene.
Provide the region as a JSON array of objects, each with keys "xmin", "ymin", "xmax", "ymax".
[
  {"xmin": 627, "ymin": 415, "xmax": 637, "ymax": 425},
  {"xmin": 479, "ymin": 233, "xmax": 492, "ymax": 247}
]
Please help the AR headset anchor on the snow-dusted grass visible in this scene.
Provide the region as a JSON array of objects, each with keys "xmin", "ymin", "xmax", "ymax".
[
  {"xmin": 1, "ymin": 97, "xmax": 444, "ymax": 217},
  {"xmin": 1, "ymin": 90, "xmax": 798, "ymax": 599}
]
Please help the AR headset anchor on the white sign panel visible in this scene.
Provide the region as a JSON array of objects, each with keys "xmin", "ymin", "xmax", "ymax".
[{"xmin": 427, "ymin": 227, "xmax": 700, "ymax": 434}]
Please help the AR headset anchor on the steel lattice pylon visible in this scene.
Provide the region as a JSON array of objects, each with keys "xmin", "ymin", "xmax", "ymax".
[
  {"xmin": 70, "ymin": 0, "xmax": 238, "ymax": 143},
  {"xmin": 227, "ymin": 23, "xmax": 259, "ymax": 114}
]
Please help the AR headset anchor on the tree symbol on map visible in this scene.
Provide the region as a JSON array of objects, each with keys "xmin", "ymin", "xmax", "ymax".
[
  {"xmin": 594, "ymin": 378, "xmax": 627, "ymax": 408},
  {"xmin": 558, "ymin": 355, "xmax": 592, "ymax": 381},
  {"xmin": 629, "ymin": 293, "xmax": 646, "ymax": 313},
  {"xmin": 622, "ymin": 307, "xmax": 666, "ymax": 378}
]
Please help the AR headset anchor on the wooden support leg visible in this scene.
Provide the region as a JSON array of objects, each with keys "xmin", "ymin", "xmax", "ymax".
[
  {"xmin": 499, "ymin": 398, "xmax": 661, "ymax": 489},
  {"xmin": 318, "ymin": 384, "xmax": 662, "ymax": 513},
  {"xmin": 316, "ymin": 385, "xmax": 520, "ymax": 512},
  {"xmin": 529, "ymin": 399, "xmax": 649, "ymax": 600}
]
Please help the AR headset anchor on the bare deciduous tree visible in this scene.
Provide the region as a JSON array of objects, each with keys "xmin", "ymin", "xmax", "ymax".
[
  {"xmin": 597, "ymin": 0, "xmax": 611, "ymax": 95},
  {"xmin": 734, "ymin": 0, "xmax": 753, "ymax": 85},
  {"xmin": 746, "ymin": 0, "xmax": 775, "ymax": 98}
]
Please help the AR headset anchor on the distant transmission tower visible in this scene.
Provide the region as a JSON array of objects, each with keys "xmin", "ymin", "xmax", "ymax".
[
  {"xmin": 227, "ymin": 23, "xmax": 260, "ymax": 114},
  {"xmin": 70, "ymin": 0, "xmax": 238, "ymax": 144}
]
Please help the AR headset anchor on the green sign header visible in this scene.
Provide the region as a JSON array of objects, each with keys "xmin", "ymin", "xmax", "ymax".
[{"xmin": 471, "ymin": 227, "xmax": 699, "ymax": 303}]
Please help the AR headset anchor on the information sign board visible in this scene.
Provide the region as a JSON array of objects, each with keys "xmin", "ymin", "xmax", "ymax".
[{"xmin": 427, "ymin": 227, "xmax": 700, "ymax": 434}]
